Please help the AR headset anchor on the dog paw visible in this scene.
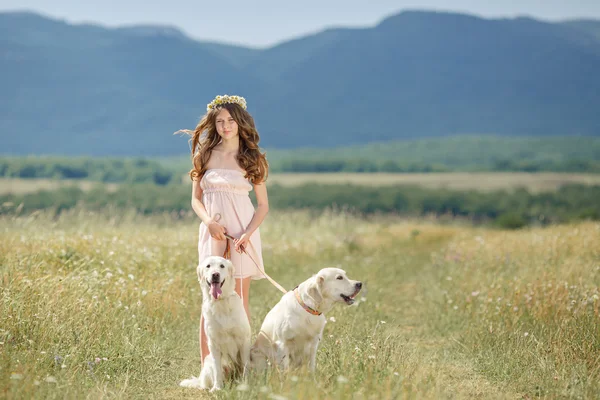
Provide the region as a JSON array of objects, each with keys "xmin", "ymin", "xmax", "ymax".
[{"xmin": 179, "ymin": 377, "xmax": 203, "ymax": 389}]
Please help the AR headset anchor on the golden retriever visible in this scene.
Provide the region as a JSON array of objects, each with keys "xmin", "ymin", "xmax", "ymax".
[
  {"xmin": 180, "ymin": 256, "xmax": 251, "ymax": 391},
  {"xmin": 251, "ymin": 267, "xmax": 362, "ymax": 371}
]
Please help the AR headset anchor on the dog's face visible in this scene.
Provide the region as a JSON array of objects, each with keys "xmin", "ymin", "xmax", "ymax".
[
  {"xmin": 197, "ymin": 256, "xmax": 235, "ymax": 300},
  {"xmin": 310, "ymin": 268, "xmax": 362, "ymax": 305}
]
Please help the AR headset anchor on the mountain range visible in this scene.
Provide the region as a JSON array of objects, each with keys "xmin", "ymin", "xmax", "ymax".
[{"xmin": 1, "ymin": 10, "xmax": 600, "ymax": 155}]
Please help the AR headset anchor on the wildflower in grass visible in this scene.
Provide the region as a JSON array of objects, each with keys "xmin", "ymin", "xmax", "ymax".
[
  {"xmin": 337, "ymin": 375, "xmax": 349, "ymax": 383},
  {"xmin": 471, "ymin": 291, "xmax": 480, "ymax": 297},
  {"xmin": 329, "ymin": 317, "xmax": 336, "ymax": 322},
  {"xmin": 524, "ymin": 332, "xmax": 529, "ymax": 337},
  {"xmin": 269, "ymin": 394, "xmax": 288, "ymax": 400},
  {"xmin": 236, "ymin": 383, "xmax": 250, "ymax": 391},
  {"xmin": 380, "ymin": 320, "xmax": 386, "ymax": 324},
  {"xmin": 54, "ymin": 356, "xmax": 63, "ymax": 366},
  {"xmin": 394, "ymin": 372, "xmax": 399, "ymax": 376}
]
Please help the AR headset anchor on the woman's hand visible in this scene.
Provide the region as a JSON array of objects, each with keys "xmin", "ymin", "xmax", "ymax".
[
  {"xmin": 234, "ymin": 232, "xmax": 250, "ymax": 253},
  {"xmin": 207, "ymin": 220, "xmax": 227, "ymax": 241}
]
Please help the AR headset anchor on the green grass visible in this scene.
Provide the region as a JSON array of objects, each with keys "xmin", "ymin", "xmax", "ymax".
[{"xmin": 1, "ymin": 210, "xmax": 599, "ymax": 398}]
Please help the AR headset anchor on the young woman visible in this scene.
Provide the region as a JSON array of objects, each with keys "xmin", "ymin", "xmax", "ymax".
[{"xmin": 181, "ymin": 95, "xmax": 269, "ymax": 364}]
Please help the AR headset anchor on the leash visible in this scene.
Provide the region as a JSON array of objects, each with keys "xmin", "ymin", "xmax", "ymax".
[
  {"xmin": 223, "ymin": 232, "xmax": 288, "ymax": 294},
  {"xmin": 213, "ymin": 213, "xmax": 287, "ymax": 294}
]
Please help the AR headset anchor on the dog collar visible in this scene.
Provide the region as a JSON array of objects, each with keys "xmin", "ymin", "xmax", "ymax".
[{"xmin": 294, "ymin": 287, "xmax": 322, "ymax": 316}]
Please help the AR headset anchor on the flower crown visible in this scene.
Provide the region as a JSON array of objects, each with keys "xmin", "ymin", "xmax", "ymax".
[{"xmin": 206, "ymin": 95, "xmax": 247, "ymax": 112}]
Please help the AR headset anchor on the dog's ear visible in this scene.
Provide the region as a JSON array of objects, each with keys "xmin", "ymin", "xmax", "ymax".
[
  {"xmin": 307, "ymin": 275, "xmax": 324, "ymax": 304},
  {"xmin": 316, "ymin": 274, "xmax": 325, "ymax": 288},
  {"xmin": 226, "ymin": 259, "xmax": 235, "ymax": 279},
  {"xmin": 196, "ymin": 264, "xmax": 204, "ymax": 283}
]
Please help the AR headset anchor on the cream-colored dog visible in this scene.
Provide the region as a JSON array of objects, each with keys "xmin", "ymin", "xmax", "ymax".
[
  {"xmin": 180, "ymin": 256, "xmax": 251, "ymax": 391},
  {"xmin": 251, "ymin": 268, "xmax": 362, "ymax": 372}
]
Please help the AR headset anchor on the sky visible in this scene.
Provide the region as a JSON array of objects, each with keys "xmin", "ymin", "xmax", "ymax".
[{"xmin": 1, "ymin": 0, "xmax": 600, "ymax": 47}]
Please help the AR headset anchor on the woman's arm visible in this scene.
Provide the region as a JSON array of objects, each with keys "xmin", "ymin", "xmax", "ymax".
[
  {"xmin": 192, "ymin": 179, "xmax": 227, "ymax": 240},
  {"xmin": 234, "ymin": 181, "xmax": 269, "ymax": 251},
  {"xmin": 245, "ymin": 181, "xmax": 269, "ymax": 236},
  {"xmin": 191, "ymin": 179, "xmax": 211, "ymax": 224}
]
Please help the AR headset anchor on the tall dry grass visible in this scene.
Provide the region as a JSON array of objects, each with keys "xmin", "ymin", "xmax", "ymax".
[{"xmin": 1, "ymin": 209, "xmax": 598, "ymax": 399}]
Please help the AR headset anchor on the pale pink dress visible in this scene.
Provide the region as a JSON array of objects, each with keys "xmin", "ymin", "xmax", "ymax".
[{"xmin": 198, "ymin": 168, "xmax": 265, "ymax": 280}]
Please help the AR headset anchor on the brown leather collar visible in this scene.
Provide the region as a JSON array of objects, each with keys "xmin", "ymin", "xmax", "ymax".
[{"xmin": 294, "ymin": 287, "xmax": 322, "ymax": 316}]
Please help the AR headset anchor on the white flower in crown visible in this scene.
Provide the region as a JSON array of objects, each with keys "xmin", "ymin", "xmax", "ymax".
[{"xmin": 207, "ymin": 94, "xmax": 247, "ymax": 111}]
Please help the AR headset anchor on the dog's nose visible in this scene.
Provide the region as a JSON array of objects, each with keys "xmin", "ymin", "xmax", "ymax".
[
  {"xmin": 211, "ymin": 272, "xmax": 220, "ymax": 280},
  {"xmin": 356, "ymin": 282, "xmax": 362, "ymax": 290}
]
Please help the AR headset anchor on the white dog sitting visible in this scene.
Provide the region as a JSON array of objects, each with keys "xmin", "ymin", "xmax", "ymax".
[
  {"xmin": 180, "ymin": 256, "xmax": 251, "ymax": 391},
  {"xmin": 251, "ymin": 267, "xmax": 362, "ymax": 372}
]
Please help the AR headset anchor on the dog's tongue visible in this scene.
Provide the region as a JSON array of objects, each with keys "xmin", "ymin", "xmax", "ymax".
[{"xmin": 211, "ymin": 282, "xmax": 222, "ymax": 299}]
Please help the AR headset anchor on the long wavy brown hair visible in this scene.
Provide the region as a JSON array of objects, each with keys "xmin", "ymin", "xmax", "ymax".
[{"xmin": 176, "ymin": 103, "xmax": 268, "ymax": 184}]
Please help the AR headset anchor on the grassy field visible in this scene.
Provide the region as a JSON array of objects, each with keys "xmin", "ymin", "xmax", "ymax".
[
  {"xmin": 3, "ymin": 172, "xmax": 600, "ymax": 196},
  {"xmin": 1, "ymin": 210, "xmax": 599, "ymax": 399},
  {"xmin": 0, "ymin": 178, "xmax": 119, "ymax": 195}
]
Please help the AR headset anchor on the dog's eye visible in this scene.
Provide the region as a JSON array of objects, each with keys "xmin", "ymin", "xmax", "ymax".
[
  {"xmin": 336, "ymin": 276, "xmax": 343, "ymax": 280},
  {"xmin": 206, "ymin": 264, "xmax": 210, "ymax": 268},
  {"xmin": 220, "ymin": 264, "xmax": 225, "ymax": 269}
]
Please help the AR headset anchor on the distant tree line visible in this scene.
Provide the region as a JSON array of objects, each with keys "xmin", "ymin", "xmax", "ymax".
[
  {"xmin": 0, "ymin": 157, "xmax": 174, "ymax": 185},
  {"xmin": 263, "ymin": 135, "xmax": 600, "ymax": 173},
  {"xmin": 1, "ymin": 183, "xmax": 598, "ymax": 229},
  {"xmin": 2, "ymin": 155, "xmax": 599, "ymax": 182}
]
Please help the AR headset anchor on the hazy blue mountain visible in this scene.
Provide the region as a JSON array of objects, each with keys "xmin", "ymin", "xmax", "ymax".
[
  {"xmin": 1, "ymin": 10, "xmax": 599, "ymax": 155},
  {"xmin": 561, "ymin": 19, "xmax": 600, "ymax": 41},
  {"xmin": 0, "ymin": 11, "xmax": 270, "ymax": 155},
  {"xmin": 255, "ymin": 11, "xmax": 600, "ymax": 146}
]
